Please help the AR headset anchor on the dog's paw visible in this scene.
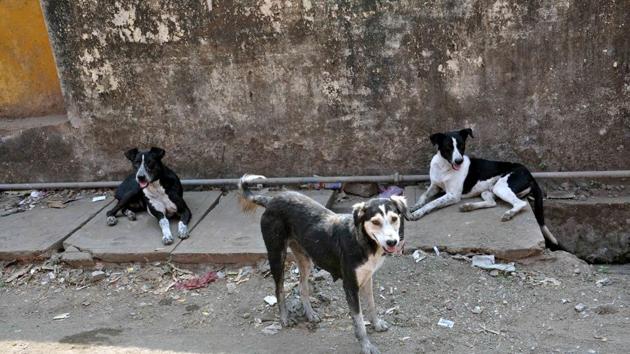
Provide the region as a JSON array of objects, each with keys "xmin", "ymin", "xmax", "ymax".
[
  {"xmin": 372, "ymin": 318, "xmax": 388, "ymax": 332},
  {"xmin": 459, "ymin": 203, "xmax": 475, "ymax": 212},
  {"xmin": 106, "ymin": 216, "xmax": 117, "ymax": 226},
  {"xmin": 177, "ymin": 222, "xmax": 189, "ymax": 239},
  {"xmin": 361, "ymin": 342, "xmax": 381, "ymax": 354},
  {"xmin": 410, "ymin": 210, "xmax": 425, "ymax": 220},
  {"xmin": 305, "ymin": 310, "xmax": 321, "ymax": 323},
  {"xmin": 124, "ymin": 210, "xmax": 136, "ymax": 221},
  {"xmin": 280, "ymin": 315, "xmax": 297, "ymax": 327},
  {"xmin": 501, "ymin": 211, "xmax": 516, "ymax": 222},
  {"xmin": 162, "ymin": 235, "xmax": 174, "ymax": 245}
]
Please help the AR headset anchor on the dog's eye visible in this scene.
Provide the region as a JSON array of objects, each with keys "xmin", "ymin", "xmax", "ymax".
[
  {"xmin": 391, "ymin": 215, "xmax": 398, "ymax": 223},
  {"xmin": 371, "ymin": 219, "xmax": 382, "ymax": 226}
]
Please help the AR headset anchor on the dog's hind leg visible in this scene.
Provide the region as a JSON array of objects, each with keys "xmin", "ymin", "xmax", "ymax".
[
  {"xmin": 493, "ymin": 175, "xmax": 527, "ymax": 221},
  {"xmin": 459, "ymin": 191, "xmax": 497, "ymax": 212},
  {"xmin": 360, "ymin": 276, "xmax": 387, "ymax": 332},
  {"xmin": 122, "ymin": 198, "xmax": 144, "ymax": 221},
  {"xmin": 288, "ymin": 240, "xmax": 320, "ymax": 323},
  {"xmin": 106, "ymin": 192, "xmax": 138, "ymax": 226},
  {"xmin": 262, "ymin": 217, "xmax": 292, "ymax": 327}
]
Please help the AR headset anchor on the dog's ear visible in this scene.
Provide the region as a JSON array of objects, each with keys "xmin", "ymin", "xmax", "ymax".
[
  {"xmin": 150, "ymin": 147, "xmax": 166, "ymax": 159},
  {"xmin": 429, "ymin": 133, "xmax": 445, "ymax": 146},
  {"xmin": 459, "ymin": 128, "xmax": 474, "ymax": 140},
  {"xmin": 390, "ymin": 195, "xmax": 408, "ymax": 214},
  {"xmin": 352, "ymin": 202, "xmax": 366, "ymax": 226},
  {"xmin": 124, "ymin": 148, "xmax": 139, "ymax": 162}
]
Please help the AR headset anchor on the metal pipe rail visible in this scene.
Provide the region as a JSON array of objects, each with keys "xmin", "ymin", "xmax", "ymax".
[{"xmin": 1, "ymin": 170, "xmax": 629, "ymax": 191}]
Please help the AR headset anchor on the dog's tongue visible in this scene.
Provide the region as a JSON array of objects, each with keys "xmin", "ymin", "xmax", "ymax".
[
  {"xmin": 385, "ymin": 240, "xmax": 405, "ymax": 255},
  {"xmin": 139, "ymin": 181, "xmax": 149, "ymax": 188},
  {"xmin": 452, "ymin": 164, "xmax": 460, "ymax": 171}
]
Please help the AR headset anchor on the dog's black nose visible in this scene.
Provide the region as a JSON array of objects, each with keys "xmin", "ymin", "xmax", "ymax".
[
  {"xmin": 454, "ymin": 158, "xmax": 463, "ymax": 165},
  {"xmin": 386, "ymin": 240, "xmax": 397, "ymax": 247},
  {"xmin": 137, "ymin": 175, "xmax": 147, "ymax": 182}
]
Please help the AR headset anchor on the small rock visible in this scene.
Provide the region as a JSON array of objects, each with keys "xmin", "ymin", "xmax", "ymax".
[
  {"xmin": 264, "ymin": 295, "xmax": 277, "ymax": 306},
  {"xmin": 471, "ymin": 306, "xmax": 483, "ymax": 314},
  {"xmin": 242, "ymin": 312, "xmax": 251, "ymax": 319},
  {"xmin": 227, "ymin": 283, "xmax": 237, "ymax": 294},
  {"xmin": 317, "ymin": 292, "xmax": 332, "ymax": 304},
  {"xmin": 595, "ymin": 277, "xmax": 611, "ymax": 287},
  {"xmin": 285, "ymin": 295, "xmax": 303, "ymax": 315},
  {"xmin": 262, "ymin": 323, "xmax": 282, "ymax": 335},
  {"xmin": 256, "ymin": 259, "xmax": 270, "ymax": 273},
  {"xmin": 91, "ymin": 270, "xmax": 106, "ymax": 282},
  {"xmin": 561, "ymin": 298, "xmax": 571, "ymax": 304},
  {"xmin": 313, "ymin": 269, "xmax": 330, "ymax": 281},
  {"xmin": 489, "ymin": 270, "xmax": 499, "ymax": 277},
  {"xmin": 594, "ymin": 304, "xmax": 618, "ymax": 315},
  {"xmin": 574, "ymin": 303, "xmax": 587, "ymax": 313}
]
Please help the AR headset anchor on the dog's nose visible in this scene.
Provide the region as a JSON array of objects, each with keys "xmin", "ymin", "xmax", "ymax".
[
  {"xmin": 386, "ymin": 239, "xmax": 397, "ymax": 247},
  {"xmin": 137, "ymin": 175, "xmax": 147, "ymax": 182},
  {"xmin": 454, "ymin": 158, "xmax": 463, "ymax": 165}
]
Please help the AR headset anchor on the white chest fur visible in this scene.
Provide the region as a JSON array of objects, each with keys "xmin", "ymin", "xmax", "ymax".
[
  {"xmin": 430, "ymin": 155, "xmax": 470, "ymax": 192},
  {"xmin": 143, "ymin": 181, "xmax": 178, "ymax": 216},
  {"xmin": 355, "ymin": 252, "xmax": 385, "ymax": 288}
]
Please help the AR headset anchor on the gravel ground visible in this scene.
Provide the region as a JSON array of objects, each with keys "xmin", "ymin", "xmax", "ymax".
[{"xmin": 1, "ymin": 250, "xmax": 629, "ymax": 354}]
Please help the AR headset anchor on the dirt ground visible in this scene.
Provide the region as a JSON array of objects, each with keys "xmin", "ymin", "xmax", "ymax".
[{"xmin": 1, "ymin": 250, "xmax": 629, "ymax": 354}]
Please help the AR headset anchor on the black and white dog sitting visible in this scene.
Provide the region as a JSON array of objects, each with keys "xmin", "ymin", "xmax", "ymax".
[
  {"xmin": 238, "ymin": 174, "xmax": 407, "ymax": 354},
  {"xmin": 407, "ymin": 128, "xmax": 558, "ymax": 245},
  {"xmin": 106, "ymin": 147, "xmax": 191, "ymax": 245}
]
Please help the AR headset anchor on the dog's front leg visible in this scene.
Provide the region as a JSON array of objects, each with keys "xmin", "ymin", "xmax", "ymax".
[
  {"xmin": 408, "ymin": 192, "xmax": 460, "ymax": 221},
  {"xmin": 360, "ymin": 277, "xmax": 387, "ymax": 332},
  {"xmin": 410, "ymin": 183, "xmax": 441, "ymax": 212},
  {"xmin": 147, "ymin": 204, "xmax": 173, "ymax": 245},
  {"xmin": 177, "ymin": 204, "xmax": 191, "ymax": 239},
  {"xmin": 344, "ymin": 278, "xmax": 380, "ymax": 354}
]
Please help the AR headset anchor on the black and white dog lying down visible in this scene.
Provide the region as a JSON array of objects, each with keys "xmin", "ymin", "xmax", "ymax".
[
  {"xmin": 106, "ymin": 147, "xmax": 192, "ymax": 245},
  {"xmin": 407, "ymin": 128, "xmax": 558, "ymax": 245},
  {"xmin": 238, "ymin": 175, "xmax": 407, "ymax": 354}
]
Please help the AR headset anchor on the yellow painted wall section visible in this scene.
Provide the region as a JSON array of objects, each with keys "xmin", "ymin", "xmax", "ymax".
[{"xmin": 0, "ymin": 0, "xmax": 64, "ymax": 119}]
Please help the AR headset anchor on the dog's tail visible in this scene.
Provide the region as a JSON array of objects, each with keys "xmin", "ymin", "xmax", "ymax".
[
  {"xmin": 238, "ymin": 174, "xmax": 271, "ymax": 213},
  {"xmin": 529, "ymin": 176, "xmax": 558, "ymax": 245}
]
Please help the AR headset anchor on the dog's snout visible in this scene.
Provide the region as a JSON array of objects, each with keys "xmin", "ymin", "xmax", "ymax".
[
  {"xmin": 137, "ymin": 175, "xmax": 147, "ymax": 182},
  {"xmin": 386, "ymin": 239, "xmax": 397, "ymax": 247},
  {"xmin": 454, "ymin": 158, "xmax": 463, "ymax": 165}
]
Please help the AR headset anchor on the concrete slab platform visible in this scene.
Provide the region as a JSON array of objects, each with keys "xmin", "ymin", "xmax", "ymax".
[
  {"xmin": 404, "ymin": 186, "xmax": 545, "ymax": 261},
  {"xmin": 171, "ymin": 190, "xmax": 335, "ymax": 264},
  {"xmin": 0, "ymin": 198, "xmax": 113, "ymax": 261},
  {"xmin": 63, "ymin": 191, "xmax": 222, "ymax": 263}
]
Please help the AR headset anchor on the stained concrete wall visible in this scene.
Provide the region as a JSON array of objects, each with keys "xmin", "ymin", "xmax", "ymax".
[
  {"xmin": 0, "ymin": 0, "xmax": 64, "ymax": 119},
  {"xmin": 1, "ymin": 0, "xmax": 629, "ymax": 182}
]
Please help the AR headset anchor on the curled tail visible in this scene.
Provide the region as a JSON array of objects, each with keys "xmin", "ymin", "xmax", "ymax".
[
  {"xmin": 238, "ymin": 174, "xmax": 271, "ymax": 213},
  {"xmin": 529, "ymin": 177, "xmax": 558, "ymax": 245}
]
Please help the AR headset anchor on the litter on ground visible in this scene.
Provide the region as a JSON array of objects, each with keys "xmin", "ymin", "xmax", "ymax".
[
  {"xmin": 437, "ymin": 318, "xmax": 454, "ymax": 328},
  {"xmin": 175, "ymin": 271, "xmax": 218, "ymax": 290},
  {"xmin": 471, "ymin": 255, "xmax": 516, "ymax": 272}
]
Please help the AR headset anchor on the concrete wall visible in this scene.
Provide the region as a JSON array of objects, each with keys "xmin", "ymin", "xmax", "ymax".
[
  {"xmin": 2, "ymin": 0, "xmax": 629, "ymax": 182},
  {"xmin": 0, "ymin": 0, "xmax": 64, "ymax": 119}
]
